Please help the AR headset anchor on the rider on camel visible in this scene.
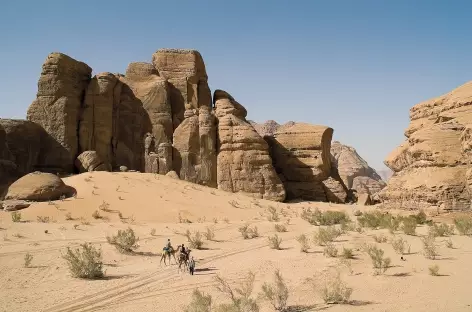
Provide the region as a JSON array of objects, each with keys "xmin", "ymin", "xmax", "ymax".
[
  {"xmin": 181, "ymin": 244, "xmax": 189, "ymax": 260},
  {"xmin": 164, "ymin": 239, "xmax": 173, "ymax": 254}
]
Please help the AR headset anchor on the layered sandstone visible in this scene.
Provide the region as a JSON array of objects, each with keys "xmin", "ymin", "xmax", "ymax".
[
  {"xmin": 214, "ymin": 90, "xmax": 285, "ymax": 201},
  {"xmin": 380, "ymin": 81, "xmax": 472, "ymax": 211}
]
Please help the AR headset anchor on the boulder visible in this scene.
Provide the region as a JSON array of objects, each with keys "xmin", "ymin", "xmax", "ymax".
[
  {"xmin": 75, "ymin": 151, "xmax": 111, "ymax": 172},
  {"xmin": 27, "ymin": 53, "xmax": 92, "ymax": 173},
  {"xmin": 380, "ymin": 81, "xmax": 472, "ymax": 211},
  {"xmin": 166, "ymin": 170, "xmax": 180, "ymax": 179},
  {"xmin": 119, "ymin": 166, "xmax": 128, "ymax": 172},
  {"xmin": 266, "ymin": 123, "xmax": 333, "ymax": 201},
  {"xmin": 1, "ymin": 200, "xmax": 30, "ymax": 211},
  {"xmin": 214, "ymin": 90, "xmax": 285, "ymax": 201},
  {"xmin": 5, "ymin": 172, "xmax": 76, "ymax": 201},
  {"xmin": 357, "ymin": 193, "xmax": 372, "ymax": 206}
]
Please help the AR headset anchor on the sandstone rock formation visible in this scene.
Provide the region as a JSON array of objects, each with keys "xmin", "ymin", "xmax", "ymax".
[
  {"xmin": 380, "ymin": 81, "xmax": 472, "ymax": 211},
  {"xmin": 166, "ymin": 170, "xmax": 180, "ymax": 179},
  {"xmin": 75, "ymin": 151, "xmax": 111, "ymax": 173},
  {"xmin": 0, "ymin": 123, "xmax": 17, "ymax": 198},
  {"xmin": 214, "ymin": 90, "xmax": 285, "ymax": 201},
  {"xmin": 27, "ymin": 53, "xmax": 92, "ymax": 173},
  {"xmin": 5, "ymin": 172, "xmax": 75, "ymax": 201},
  {"xmin": 1, "ymin": 200, "xmax": 30, "ymax": 211}
]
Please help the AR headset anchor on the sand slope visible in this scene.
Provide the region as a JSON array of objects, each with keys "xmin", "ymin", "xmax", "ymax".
[{"xmin": 1, "ymin": 172, "xmax": 472, "ymax": 312}]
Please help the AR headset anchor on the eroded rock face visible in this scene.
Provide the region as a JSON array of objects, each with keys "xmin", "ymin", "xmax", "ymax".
[
  {"xmin": 5, "ymin": 172, "xmax": 75, "ymax": 201},
  {"xmin": 330, "ymin": 141, "xmax": 386, "ymax": 195},
  {"xmin": 0, "ymin": 123, "xmax": 17, "ymax": 198},
  {"xmin": 27, "ymin": 53, "xmax": 92, "ymax": 173},
  {"xmin": 380, "ymin": 81, "xmax": 472, "ymax": 211},
  {"xmin": 267, "ymin": 123, "xmax": 334, "ymax": 201},
  {"xmin": 214, "ymin": 90, "xmax": 285, "ymax": 201},
  {"xmin": 75, "ymin": 151, "xmax": 111, "ymax": 173}
]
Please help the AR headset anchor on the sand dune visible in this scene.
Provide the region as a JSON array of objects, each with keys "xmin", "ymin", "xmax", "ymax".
[{"xmin": 1, "ymin": 172, "xmax": 472, "ymax": 312}]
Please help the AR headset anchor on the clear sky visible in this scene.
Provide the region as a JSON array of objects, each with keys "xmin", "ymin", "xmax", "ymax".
[{"xmin": 1, "ymin": 0, "xmax": 471, "ymax": 172}]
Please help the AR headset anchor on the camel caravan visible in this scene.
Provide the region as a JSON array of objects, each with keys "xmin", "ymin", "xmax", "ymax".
[{"xmin": 160, "ymin": 239, "xmax": 195, "ymax": 274}]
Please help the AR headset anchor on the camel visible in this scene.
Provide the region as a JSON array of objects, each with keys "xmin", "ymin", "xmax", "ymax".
[
  {"xmin": 160, "ymin": 245, "xmax": 181, "ymax": 266},
  {"xmin": 178, "ymin": 248, "xmax": 191, "ymax": 272}
]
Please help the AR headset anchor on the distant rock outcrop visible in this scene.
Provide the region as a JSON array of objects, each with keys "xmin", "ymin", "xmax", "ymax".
[
  {"xmin": 75, "ymin": 151, "xmax": 111, "ymax": 173},
  {"xmin": 380, "ymin": 81, "xmax": 472, "ymax": 211}
]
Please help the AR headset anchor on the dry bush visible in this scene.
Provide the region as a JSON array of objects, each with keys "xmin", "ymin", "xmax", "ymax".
[
  {"xmin": 296, "ymin": 234, "xmax": 310, "ymax": 252},
  {"xmin": 445, "ymin": 238, "xmax": 454, "ymax": 249},
  {"xmin": 391, "ymin": 236, "xmax": 410, "ymax": 255},
  {"xmin": 13, "ymin": 233, "xmax": 24, "ymax": 238},
  {"xmin": 24, "ymin": 253, "xmax": 33, "ymax": 268},
  {"xmin": 453, "ymin": 215, "xmax": 472, "ymax": 235},
  {"xmin": 107, "ymin": 227, "xmax": 139, "ymax": 253},
  {"xmin": 204, "ymin": 227, "xmax": 216, "ymax": 241},
  {"xmin": 274, "ymin": 224, "xmax": 287, "ymax": 233},
  {"xmin": 150, "ymin": 228, "xmax": 156, "ymax": 236},
  {"xmin": 313, "ymin": 270, "xmax": 352, "ymax": 304},
  {"xmin": 413, "ymin": 210, "xmax": 430, "ymax": 225},
  {"xmin": 260, "ymin": 270, "xmax": 289, "ymax": 311},
  {"xmin": 186, "ymin": 231, "xmax": 204, "ymax": 249},
  {"xmin": 228, "ymin": 200, "xmax": 240, "ymax": 208},
  {"xmin": 324, "ymin": 243, "xmax": 338, "ymax": 257},
  {"xmin": 429, "ymin": 223, "xmax": 454, "ymax": 237},
  {"xmin": 402, "ymin": 216, "xmax": 417, "ymax": 235},
  {"xmin": 356, "ymin": 211, "xmax": 386, "ymax": 229},
  {"xmin": 372, "ymin": 234, "xmax": 388, "ymax": 243},
  {"xmin": 338, "ymin": 258, "xmax": 354, "ymax": 275},
  {"xmin": 99, "ymin": 201, "xmax": 111, "ymax": 212},
  {"xmin": 11, "ymin": 211, "xmax": 21, "ymax": 222},
  {"xmin": 268, "ymin": 234, "xmax": 283, "ymax": 250},
  {"xmin": 92, "ymin": 210, "xmax": 102, "ymax": 219},
  {"xmin": 37, "ymin": 216, "xmax": 50, "ymax": 223},
  {"xmin": 185, "ymin": 289, "xmax": 212, "ymax": 312},
  {"xmin": 213, "ymin": 218, "xmax": 218, "ymax": 224},
  {"xmin": 178, "ymin": 212, "xmax": 192, "ymax": 224},
  {"xmin": 65, "ymin": 212, "xmax": 73, "ymax": 220},
  {"xmin": 340, "ymin": 221, "xmax": 356, "ymax": 233},
  {"xmin": 365, "ymin": 245, "xmax": 391, "ymax": 275},
  {"xmin": 267, "ymin": 206, "xmax": 280, "ymax": 222},
  {"xmin": 239, "ymin": 224, "xmax": 259, "ymax": 239},
  {"xmin": 80, "ymin": 217, "xmax": 91, "ymax": 226},
  {"xmin": 341, "ymin": 247, "xmax": 354, "ymax": 259},
  {"xmin": 313, "ymin": 226, "xmax": 341, "ymax": 246},
  {"xmin": 214, "ymin": 271, "xmax": 259, "ymax": 312},
  {"xmin": 422, "ymin": 234, "xmax": 438, "ymax": 260},
  {"xmin": 429, "ymin": 265, "xmax": 440, "ymax": 276},
  {"xmin": 224, "ymin": 217, "xmax": 230, "ymax": 224},
  {"xmin": 301, "ymin": 208, "xmax": 349, "ymax": 226},
  {"xmin": 62, "ymin": 243, "xmax": 104, "ymax": 279}
]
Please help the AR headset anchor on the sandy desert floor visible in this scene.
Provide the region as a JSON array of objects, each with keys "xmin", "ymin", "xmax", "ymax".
[{"xmin": 1, "ymin": 172, "xmax": 472, "ymax": 312}]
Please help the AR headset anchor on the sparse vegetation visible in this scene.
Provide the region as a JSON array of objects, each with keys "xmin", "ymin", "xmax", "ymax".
[
  {"xmin": 267, "ymin": 206, "xmax": 280, "ymax": 222},
  {"xmin": 224, "ymin": 217, "xmax": 230, "ymax": 224},
  {"xmin": 445, "ymin": 238, "xmax": 454, "ymax": 249},
  {"xmin": 80, "ymin": 217, "xmax": 91, "ymax": 226},
  {"xmin": 178, "ymin": 212, "xmax": 192, "ymax": 224},
  {"xmin": 185, "ymin": 289, "xmax": 212, "ymax": 312},
  {"xmin": 107, "ymin": 227, "xmax": 139, "ymax": 253},
  {"xmin": 429, "ymin": 265, "xmax": 440, "ymax": 276},
  {"xmin": 12, "ymin": 233, "xmax": 24, "ymax": 238},
  {"xmin": 62, "ymin": 243, "xmax": 104, "ymax": 279},
  {"xmin": 341, "ymin": 247, "xmax": 354, "ymax": 259},
  {"xmin": 422, "ymin": 234, "xmax": 438, "ymax": 260},
  {"xmin": 65, "ymin": 212, "xmax": 73, "ymax": 220},
  {"xmin": 186, "ymin": 231, "xmax": 204, "ymax": 249},
  {"xmin": 301, "ymin": 208, "xmax": 349, "ymax": 226},
  {"xmin": 402, "ymin": 216, "xmax": 417, "ymax": 235},
  {"xmin": 391, "ymin": 236, "xmax": 411, "ymax": 255},
  {"xmin": 99, "ymin": 201, "xmax": 111, "ymax": 212},
  {"xmin": 24, "ymin": 253, "xmax": 33, "ymax": 268},
  {"xmin": 214, "ymin": 271, "xmax": 259, "ymax": 312},
  {"xmin": 353, "ymin": 210, "xmax": 362, "ymax": 217},
  {"xmin": 11, "ymin": 211, "xmax": 22, "ymax": 222},
  {"xmin": 228, "ymin": 200, "xmax": 240, "ymax": 208},
  {"xmin": 260, "ymin": 270, "xmax": 289, "ymax": 311},
  {"xmin": 150, "ymin": 228, "xmax": 156, "ymax": 236},
  {"xmin": 37, "ymin": 216, "xmax": 50, "ymax": 223},
  {"xmin": 313, "ymin": 226, "xmax": 341, "ymax": 246},
  {"xmin": 204, "ymin": 227, "xmax": 216, "ymax": 241},
  {"xmin": 314, "ymin": 270, "xmax": 352, "ymax": 304},
  {"xmin": 274, "ymin": 224, "xmax": 287, "ymax": 233},
  {"xmin": 365, "ymin": 245, "xmax": 391, "ymax": 275},
  {"xmin": 239, "ymin": 224, "xmax": 259, "ymax": 239},
  {"xmin": 453, "ymin": 215, "xmax": 472, "ymax": 235},
  {"xmin": 296, "ymin": 234, "xmax": 310, "ymax": 252},
  {"xmin": 413, "ymin": 210, "xmax": 430, "ymax": 225},
  {"xmin": 268, "ymin": 234, "xmax": 282, "ymax": 250},
  {"xmin": 324, "ymin": 243, "xmax": 338, "ymax": 257},
  {"xmin": 213, "ymin": 218, "xmax": 218, "ymax": 224},
  {"xmin": 92, "ymin": 210, "xmax": 102, "ymax": 219},
  {"xmin": 356, "ymin": 211, "xmax": 386, "ymax": 229},
  {"xmin": 429, "ymin": 223, "xmax": 454, "ymax": 237},
  {"xmin": 372, "ymin": 234, "xmax": 388, "ymax": 243}
]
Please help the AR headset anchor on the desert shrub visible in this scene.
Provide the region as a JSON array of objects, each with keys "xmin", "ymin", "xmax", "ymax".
[
  {"xmin": 453, "ymin": 215, "xmax": 472, "ymax": 235},
  {"xmin": 224, "ymin": 217, "xmax": 230, "ymax": 224},
  {"xmin": 186, "ymin": 231, "xmax": 204, "ymax": 249},
  {"xmin": 429, "ymin": 265, "xmax": 440, "ymax": 276},
  {"xmin": 213, "ymin": 218, "xmax": 218, "ymax": 224},
  {"xmin": 372, "ymin": 234, "xmax": 388, "ymax": 243},
  {"xmin": 445, "ymin": 238, "xmax": 454, "ymax": 249},
  {"xmin": 267, "ymin": 206, "xmax": 280, "ymax": 222},
  {"xmin": 37, "ymin": 216, "xmax": 50, "ymax": 223},
  {"xmin": 340, "ymin": 221, "xmax": 356, "ymax": 233},
  {"xmin": 302, "ymin": 208, "xmax": 349, "ymax": 226},
  {"xmin": 402, "ymin": 216, "xmax": 417, "ymax": 235},
  {"xmin": 107, "ymin": 227, "xmax": 139, "ymax": 253},
  {"xmin": 296, "ymin": 234, "xmax": 310, "ymax": 252},
  {"xmin": 353, "ymin": 210, "xmax": 362, "ymax": 217},
  {"xmin": 366, "ymin": 245, "xmax": 391, "ymax": 275},
  {"xmin": 24, "ymin": 253, "xmax": 33, "ymax": 268},
  {"xmin": 260, "ymin": 270, "xmax": 289, "ymax": 311},
  {"xmin": 316, "ymin": 271, "xmax": 352, "ymax": 304},
  {"xmin": 11, "ymin": 211, "xmax": 21, "ymax": 222},
  {"xmin": 413, "ymin": 210, "xmax": 430, "ymax": 225},
  {"xmin": 268, "ymin": 234, "xmax": 282, "ymax": 250},
  {"xmin": 178, "ymin": 212, "xmax": 192, "ymax": 224},
  {"xmin": 356, "ymin": 211, "xmax": 385, "ymax": 229},
  {"xmin": 428, "ymin": 223, "xmax": 454, "ymax": 237},
  {"xmin": 185, "ymin": 289, "xmax": 212, "ymax": 312},
  {"xmin": 339, "ymin": 258, "xmax": 354, "ymax": 275},
  {"xmin": 383, "ymin": 215, "xmax": 402, "ymax": 234},
  {"xmin": 422, "ymin": 234, "xmax": 438, "ymax": 260},
  {"xmin": 391, "ymin": 236, "xmax": 410, "ymax": 255},
  {"xmin": 204, "ymin": 227, "xmax": 215, "ymax": 241},
  {"xmin": 324, "ymin": 243, "xmax": 338, "ymax": 257},
  {"xmin": 214, "ymin": 271, "xmax": 259, "ymax": 312},
  {"xmin": 341, "ymin": 247, "xmax": 354, "ymax": 259},
  {"xmin": 239, "ymin": 224, "xmax": 259, "ymax": 239},
  {"xmin": 274, "ymin": 224, "xmax": 287, "ymax": 233},
  {"xmin": 99, "ymin": 200, "xmax": 111, "ymax": 212},
  {"xmin": 92, "ymin": 210, "xmax": 102, "ymax": 219},
  {"xmin": 62, "ymin": 243, "xmax": 104, "ymax": 279},
  {"xmin": 65, "ymin": 212, "xmax": 73, "ymax": 220},
  {"xmin": 313, "ymin": 226, "xmax": 341, "ymax": 246}
]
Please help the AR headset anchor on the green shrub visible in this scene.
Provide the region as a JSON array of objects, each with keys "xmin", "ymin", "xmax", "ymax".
[
  {"xmin": 429, "ymin": 265, "xmax": 440, "ymax": 276},
  {"xmin": 37, "ymin": 216, "xmax": 50, "ymax": 223},
  {"xmin": 185, "ymin": 289, "xmax": 212, "ymax": 312},
  {"xmin": 313, "ymin": 226, "xmax": 341, "ymax": 246},
  {"xmin": 391, "ymin": 236, "xmax": 410, "ymax": 255},
  {"xmin": 428, "ymin": 223, "xmax": 454, "ymax": 237},
  {"xmin": 24, "ymin": 253, "xmax": 33, "ymax": 268},
  {"xmin": 366, "ymin": 245, "xmax": 391, "ymax": 275},
  {"xmin": 372, "ymin": 234, "xmax": 388, "ymax": 243},
  {"xmin": 402, "ymin": 216, "xmax": 417, "ymax": 235},
  {"xmin": 318, "ymin": 271, "xmax": 352, "ymax": 304},
  {"xmin": 11, "ymin": 211, "xmax": 21, "ymax": 222},
  {"xmin": 106, "ymin": 227, "xmax": 139, "ymax": 253},
  {"xmin": 341, "ymin": 247, "xmax": 354, "ymax": 259},
  {"xmin": 239, "ymin": 224, "xmax": 259, "ymax": 239},
  {"xmin": 260, "ymin": 270, "xmax": 289, "ymax": 311},
  {"xmin": 214, "ymin": 271, "xmax": 259, "ymax": 312},
  {"xmin": 274, "ymin": 224, "xmax": 287, "ymax": 233},
  {"xmin": 453, "ymin": 215, "xmax": 472, "ymax": 235},
  {"xmin": 186, "ymin": 231, "xmax": 204, "ymax": 249},
  {"xmin": 422, "ymin": 234, "xmax": 438, "ymax": 260},
  {"xmin": 62, "ymin": 243, "xmax": 104, "ymax": 279},
  {"xmin": 267, "ymin": 206, "xmax": 280, "ymax": 222},
  {"xmin": 296, "ymin": 234, "xmax": 310, "ymax": 252},
  {"xmin": 301, "ymin": 208, "xmax": 349, "ymax": 226},
  {"xmin": 203, "ymin": 227, "xmax": 215, "ymax": 241},
  {"xmin": 324, "ymin": 243, "xmax": 338, "ymax": 257},
  {"xmin": 268, "ymin": 234, "xmax": 282, "ymax": 250}
]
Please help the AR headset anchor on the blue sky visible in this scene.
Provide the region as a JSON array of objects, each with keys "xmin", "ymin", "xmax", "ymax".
[{"xmin": 1, "ymin": 0, "xmax": 471, "ymax": 172}]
